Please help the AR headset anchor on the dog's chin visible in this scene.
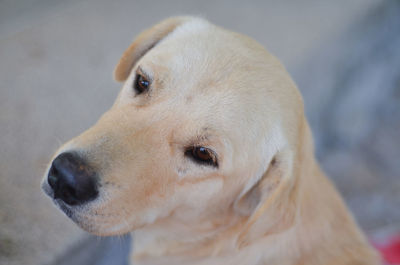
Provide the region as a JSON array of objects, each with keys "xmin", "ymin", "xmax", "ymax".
[{"xmin": 73, "ymin": 217, "xmax": 136, "ymax": 237}]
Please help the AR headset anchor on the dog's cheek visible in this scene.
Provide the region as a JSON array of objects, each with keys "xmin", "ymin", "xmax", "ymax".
[{"xmin": 172, "ymin": 179, "xmax": 224, "ymax": 220}]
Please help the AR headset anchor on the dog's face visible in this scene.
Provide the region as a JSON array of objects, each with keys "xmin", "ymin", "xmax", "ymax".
[{"xmin": 42, "ymin": 17, "xmax": 303, "ymax": 236}]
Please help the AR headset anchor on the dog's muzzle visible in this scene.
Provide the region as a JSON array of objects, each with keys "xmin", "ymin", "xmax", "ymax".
[{"xmin": 47, "ymin": 152, "xmax": 99, "ymax": 206}]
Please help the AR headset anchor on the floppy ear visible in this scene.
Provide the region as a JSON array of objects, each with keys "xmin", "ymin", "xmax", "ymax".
[
  {"xmin": 233, "ymin": 149, "xmax": 297, "ymax": 246},
  {"xmin": 234, "ymin": 149, "xmax": 295, "ymax": 219},
  {"xmin": 114, "ymin": 16, "xmax": 193, "ymax": 82}
]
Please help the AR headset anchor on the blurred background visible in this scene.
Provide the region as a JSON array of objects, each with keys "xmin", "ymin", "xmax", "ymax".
[{"xmin": 0, "ymin": 0, "xmax": 399, "ymax": 264}]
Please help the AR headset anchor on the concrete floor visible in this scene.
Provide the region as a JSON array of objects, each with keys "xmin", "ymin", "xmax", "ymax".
[{"xmin": 0, "ymin": 0, "xmax": 392, "ymax": 264}]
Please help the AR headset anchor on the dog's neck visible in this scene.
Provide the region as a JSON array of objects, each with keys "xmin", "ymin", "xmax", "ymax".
[
  {"xmin": 130, "ymin": 123, "xmax": 378, "ymax": 265},
  {"xmin": 130, "ymin": 210, "xmax": 278, "ymax": 265}
]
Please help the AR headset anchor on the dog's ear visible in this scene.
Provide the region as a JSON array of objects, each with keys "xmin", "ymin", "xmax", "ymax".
[
  {"xmin": 114, "ymin": 16, "xmax": 193, "ymax": 82},
  {"xmin": 233, "ymin": 149, "xmax": 297, "ymax": 246},
  {"xmin": 234, "ymin": 149, "xmax": 295, "ymax": 218}
]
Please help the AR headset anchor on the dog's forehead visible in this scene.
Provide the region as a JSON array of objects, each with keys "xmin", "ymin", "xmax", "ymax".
[
  {"xmin": 144, "ymin": 20, "xmax": 274, "ymax": 92},
  {"xmin": 135, "ymin": 19, "xmax": 302, "ymax": 148}
]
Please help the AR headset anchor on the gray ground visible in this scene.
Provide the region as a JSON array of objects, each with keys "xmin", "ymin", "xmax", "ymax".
[{"xmin": 1, "ymin": 0, "xmax": 399, "ymax": 265}]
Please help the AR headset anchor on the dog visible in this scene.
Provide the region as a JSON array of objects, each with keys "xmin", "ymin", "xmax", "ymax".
[{"xmin": 42, "ymin": 16, "xmax": 380, "ymax": 265}]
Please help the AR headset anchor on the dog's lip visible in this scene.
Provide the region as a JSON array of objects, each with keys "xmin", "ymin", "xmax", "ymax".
[
  {"xmin": 51, "ymin": 195, "xmax": 76, "ymax": 218},
  {"xmin": 54, "ymin": 198, "xmax": 75, "ymax": 218},
  {"xmin": 41, "ymin": 180, "xmax": 75, "ymax": 217}
]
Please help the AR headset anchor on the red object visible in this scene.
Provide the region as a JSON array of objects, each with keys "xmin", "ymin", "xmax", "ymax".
[{"xmin": 373, "ymin": 235, "xmax": 400, "ymax": 265}]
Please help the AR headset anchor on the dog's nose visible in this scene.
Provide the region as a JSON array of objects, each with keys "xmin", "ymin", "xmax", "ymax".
[{"xmin": 47, "ymin": 152, "xmax": 98, "ymax": 205}]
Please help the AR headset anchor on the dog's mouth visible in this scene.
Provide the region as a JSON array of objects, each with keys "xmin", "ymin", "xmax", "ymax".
[
  {"xmin": 42, "ymin": 180, "xmax": 76, "ymax": 219},
  {"xmin": 54, "ymin": 198, "xmax": 75, "ymax": 218},
  {"xmin": 42, "ymin": 179, "xmax": 116, "ymax": 235}
]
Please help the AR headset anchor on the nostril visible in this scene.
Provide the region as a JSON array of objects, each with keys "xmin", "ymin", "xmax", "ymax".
[{"xmin": 48, "ymin": 174, "xmax": 58, "ymax": 190}]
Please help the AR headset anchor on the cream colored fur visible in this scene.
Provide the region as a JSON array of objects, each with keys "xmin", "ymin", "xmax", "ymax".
[{"xmin": 42, "ymin": 16, "xmax": 381, "ymax": 265}]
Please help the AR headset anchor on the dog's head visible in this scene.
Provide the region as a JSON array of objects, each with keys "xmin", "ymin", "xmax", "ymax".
[{"xmin": 42, "ymin": 16, "xmax": 305, "ymax": 236}]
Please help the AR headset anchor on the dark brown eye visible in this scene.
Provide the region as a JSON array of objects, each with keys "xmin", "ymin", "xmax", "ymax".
[
  {"xmin": 185, "ymin": 146, "xmax": 218, "ymax": 167},
  {"xmin": 134, "ymin": 74, "xmax": 150, "ymax": 94}
]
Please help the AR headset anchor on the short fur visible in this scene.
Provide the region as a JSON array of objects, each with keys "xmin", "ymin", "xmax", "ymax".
[{"xmin": 42, "ymin": 16, "xmax": 380, "ymax": 265}]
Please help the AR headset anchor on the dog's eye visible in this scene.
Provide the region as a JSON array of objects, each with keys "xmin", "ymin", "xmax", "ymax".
[
  {"xmin": 185, "ymin": 146, "xmax": 218, "ymax": 167},
  {"xmin": 134, "ymin": 74, "xmax": 150, "ymax": 94}
]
